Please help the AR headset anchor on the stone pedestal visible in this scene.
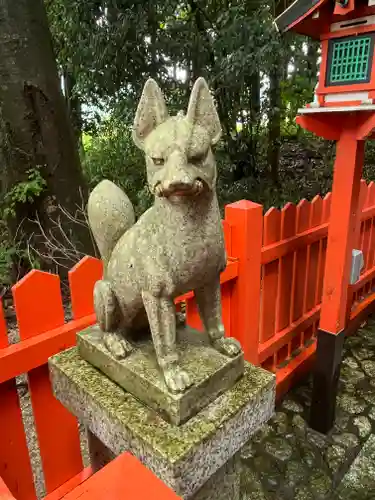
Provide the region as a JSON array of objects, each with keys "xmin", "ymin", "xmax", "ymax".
[
  {"xmin": 49, "ymin": 345, "xmax": 275, "ymax": 499},
  {"xmin": 77, "ymin": 325, "xmax": 244, "ymax": 425}
]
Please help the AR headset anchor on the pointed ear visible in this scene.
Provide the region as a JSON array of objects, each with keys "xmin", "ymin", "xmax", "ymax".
[
  {"xmin": 132, "ymin": 79, "xmax": 169, "ymax": 148},
  {"xmin": 186, "ymin": 77, "xmax": 222, "ymax": 145}
]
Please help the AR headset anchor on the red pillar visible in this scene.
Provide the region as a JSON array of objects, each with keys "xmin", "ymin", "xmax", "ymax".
[
  {"xmin": 319, "ymin": 133, "xmax": 364, "ymax": 333},
  {"xmin": 296, "ymin": 111, "xmax": 375, "ymax": 433},
  {"xmin": 310, "ymin": 131, "xmax": 364, "ymax": 433}
]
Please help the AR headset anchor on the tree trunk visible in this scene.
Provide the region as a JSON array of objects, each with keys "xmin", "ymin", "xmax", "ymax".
[
  {"xmin": 0, "ymin": 0, "xmax": 94, "ymax": 280},
  {"xmin": 62, "ymin": 70, "xmax": 83, "ymax": 151}
]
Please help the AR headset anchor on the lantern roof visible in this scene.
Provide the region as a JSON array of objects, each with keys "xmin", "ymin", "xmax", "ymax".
[{"xmin": 275, "ymin": 0, "xmax": 373, "ymax": 39}]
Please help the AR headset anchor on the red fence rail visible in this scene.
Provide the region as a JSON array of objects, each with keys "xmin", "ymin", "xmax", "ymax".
[{"xmin": 1, "ymin": 183, "xmax": 375, "ymax": 499}]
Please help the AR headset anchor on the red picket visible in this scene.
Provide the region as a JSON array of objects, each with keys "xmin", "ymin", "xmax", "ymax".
[
  {"xmin": 69, "ymin": 256, "xmax": 103, "ymax": 319},
  {"xmin": 277, "ymin": 203, "xmax": 297, "ymax": 334},
  {"xmin": 260, "ymin": 208, "xmax": 281, "ymax": 345},
  {"xmin": 293, "ymin": 199, "xmax": 311, "ymax": 322},
  {"xmin": 0, "ymin": 300, "xmax": 36, "ymax": 500},
  {"xmin": 12, "ymin": 271, "xmax": 83, "ymax": 494},
  {"xmin": 305, "ymin": 196, "xmax": 323, "ymax": 311}
]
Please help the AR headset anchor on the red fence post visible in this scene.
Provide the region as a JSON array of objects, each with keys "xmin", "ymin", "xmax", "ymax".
[{"xmin": 225, "ymin": 200, "xmax": 263, "ymax": 364}]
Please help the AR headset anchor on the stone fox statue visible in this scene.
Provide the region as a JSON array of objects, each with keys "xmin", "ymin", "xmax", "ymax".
[{"xmin": 87, "ymin": 77, "xmax": 241, "ymax": 394}]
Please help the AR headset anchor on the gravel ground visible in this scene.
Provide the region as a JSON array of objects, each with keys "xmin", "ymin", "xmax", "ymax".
[{"xmin": 240, "ymin": 316, "xmax": 375, "ymax": 499}]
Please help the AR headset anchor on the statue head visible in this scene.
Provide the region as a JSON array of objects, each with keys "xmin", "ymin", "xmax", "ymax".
[{"xmin": 132, "ymin": 78, "xmax": 222, "ymax": 201}]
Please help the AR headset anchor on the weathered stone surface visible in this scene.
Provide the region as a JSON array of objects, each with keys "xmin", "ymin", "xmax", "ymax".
[
  {"xmin": 282, "ymin": 398, "xmax": 303, "ymax": 413},
  {"xmin": 77, "ymin": 325, "xmax": 244, "ymax": 425},
  {"xmin": 192, "ymin": 454, "xmax": 240, "ymax": 500},
  {"xmin": 337, "ymin": 394, "xmax": 365, "ymax": 414},
  {"xmin": 295, "ymin": 485, "xmax": 315, "ymax": 500},
  {"xmin": 340, "ymin": 365, "xmax": 365, "ymax": 384},
  {"xmin": 252, "ymin": 424, "xmax": 272, "ymax": 444},
  {"xmin": 352, "ymin": 347, "xmax": 373, "ymax": 361},
  {"xmin": 368, "ymin": 406, "xmax": 375, "ymax": 420},
  {"xmin": 325, "ymin": 445, "xmax": 346, "ymax": 471},
  {"xmin": 361, "ymin": 360, "xmax": 375, "ymax": 378},
  {"xmin": 309, "ymin": 470, "xmax": 331, "ymax": 497},
  {"xmin": 362, "ymin": 391, "xmax": 375, "ymax": 405},
  {"xmin": 334, "ymin": 413, "xmax": 350, "ymax": 431},
  {"xmin": 285, "ymin": 460, "xmax": 306, "ymax": 487},
  {"xmin": 342, "ymin": 357, "xmax": 359, "ymax": 369},
  {"xmin": 86, "ymin": 77, "xmax": 242, "ymax": 395},
  {"xmin": 87, "ymin": 430, "xmax": 115, "ymax": 473},
  {"xmin": 353, "ymin": 416, "xmax": 372, "ymax": 438},
  {"xmin": 240, "ymin": 468, "xmax": 268, "ymax": 500},
  {"xmin": 271, "ymin": 411, "xmax": 289, "ymax": 434},
  {"xmin": 292, "ymin": 414, "xmax": 306, "ymax": 436},
  {"xmin": 49, "ymin": 348, "xmax": 275, "ymax": 499},
  {"xmin": 306, "ymin": 428, "xmax": 327, "ymax": 449},
  {"xmin": 265, "ymin": 437, "xmax": 293, "ymax": 462},
  {"xmin": 337, "ymin": 435, "xmax": 375, "ymax": 499},
  {"xmin": 332, "ymin": 433, "xmax": 359, "ymax": 449},
  {"xmin": 240, "ymin": 441, "xmax": 255, "ymax": 460}
]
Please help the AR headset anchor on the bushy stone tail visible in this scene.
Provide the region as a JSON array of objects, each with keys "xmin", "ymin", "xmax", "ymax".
[{"xmin": 87, "ymin": 179, "xmax": 135, "ymax": 267}]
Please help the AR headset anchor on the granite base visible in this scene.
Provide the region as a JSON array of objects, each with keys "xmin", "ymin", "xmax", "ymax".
[{"xmin": 49, "ymin": 348, "xmax": 275, "ymax": 499}]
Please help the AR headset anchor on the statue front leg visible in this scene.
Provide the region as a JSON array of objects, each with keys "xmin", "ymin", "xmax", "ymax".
[
  {"xmin": 94, "ymin": 280, "xmax": 134, "ymax": 359},
  {"xmin": 141, "ymin": 291, "xmax": 192, "ymax": 393},
  {"xmin": 194, "ymin": 278, "xmax": 241, "ymax": 357}
]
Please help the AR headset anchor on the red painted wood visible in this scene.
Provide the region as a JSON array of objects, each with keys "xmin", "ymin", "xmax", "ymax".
[
  {"xmin": 366, "ymin": 183, "xmax": 375, "ymax": 270},
  {"xmin": 0, "ymin": 315, "xmax": 96, "ymax": 384},
  {"xmin": 0, "ymin": 381, "xmax": 36, "ymax": 500},
  {"xmin": 260, "ymin": 208, "xmax": 281, "ymax": 345},
  {"xmin": 293, "ymin": 200, "xmax": 311, "ymax": 323},
  {"xmin": 0, "ymin": 475, "xmax": 16, "ymax": 499},
  {"xmin": 320, "ymin": 127, "xmax": 365, "ymax": 333},
  {"xmin": 276, "ymin": 341, "xmax": 317, "ymax": 400},
  {"xmin": 221, "ymin": 282, "xmax": 232, "ymax": 338},
  {"xmin": 68, "ymin": 256, "xmax": 103, "ymax": 320},
  {"xmin": 296, "ymin": 114, "xmax": 341, "ymax": 141},
  {"xmin": 62, "ymin": 452, "xmax": 180, "ymax": 499},
  {"xmin": 0, "ymin": 300, "xmax": 36, "ymax": 500},
  {"xmin": 306, "ymin": 196, "xmax": 323, "ymax": 311},
  {"xmin": 259, "ymin": 306, "xmax": 320, "ymax": 363},
  {"xmin": 222, "ymin": 219, "xmax": 232, "ymax": 257},
  {"xmin": 44, "ymin": 468, "xmax": 93, "ymax": 500},
  {"xmin": 225, "ymin": 200, "xmax": 263, "ymax": 363},
  {"xmin": 260, "ymin": 222, "xmax": 328, "ymax": 265},
  {"xmin": 185, "ymin": 297, "xmax": 202, "ymax": 331},
  {"xmin": 277, "ymin": 203, "xmax": 296, "ymax": 334},
  {"xmin": 12, "ymin": 270, "xmax": 83, "ymax": 494}
]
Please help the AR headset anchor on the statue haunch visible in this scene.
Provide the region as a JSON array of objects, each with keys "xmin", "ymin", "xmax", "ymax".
[{"xmin": 87, "ymin": 77, "xmax": 242, "ymax": 394}]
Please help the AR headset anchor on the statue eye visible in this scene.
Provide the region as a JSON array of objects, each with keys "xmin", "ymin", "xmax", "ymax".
[
  {"xmin": 152, "ymin": 158, "xmax": 164, "ymax": 166},
  {"xmin": 190, "ymin": 154, "xmax": 204, "ymax": 164},
  {"xmin": 189, "ymin": 150, "xmax": 208, "ymax": 165}
]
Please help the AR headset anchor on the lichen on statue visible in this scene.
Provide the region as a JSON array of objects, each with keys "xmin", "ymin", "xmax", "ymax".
[{"xmin": 87, "ymin": 77, "xmax": 242, "ymax": 395}]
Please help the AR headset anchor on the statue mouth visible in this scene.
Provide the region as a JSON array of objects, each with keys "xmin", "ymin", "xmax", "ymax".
[{"xmin": 155, "ymin": 179, "xmax": 205, "ymax": 198}]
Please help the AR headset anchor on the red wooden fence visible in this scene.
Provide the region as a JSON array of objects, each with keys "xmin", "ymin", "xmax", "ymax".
[{"xmin": 1, "ymin": 183, "xmax": 375, "ymax": 499}]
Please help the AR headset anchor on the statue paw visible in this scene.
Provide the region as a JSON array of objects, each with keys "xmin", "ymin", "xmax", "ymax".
[
  {"xmin": 163, "ymin": 364, "xmax": 192, "ymax": 394},
  {"xmin": 212, "ymin": 337, "xmax": 242, "ymax": 357},
  {"xmin": 104, "ymin": 332, "xmax": 133, "ymax": 360}
]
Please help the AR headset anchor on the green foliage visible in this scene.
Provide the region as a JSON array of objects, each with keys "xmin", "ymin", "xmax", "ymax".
[
  {"xmin": 82, "ymin": 117, "xmax": 152, "ymax": 216},
  {"xmin": 3, "ymin": 167, "xmax": 47, "ymax": 219},
  {"xmin": 0, "ymin": 167, "xmax": 46, "ymax": 284}
]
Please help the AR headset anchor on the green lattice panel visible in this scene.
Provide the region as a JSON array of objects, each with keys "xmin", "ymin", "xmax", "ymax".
[{"xmin": 329, "ymin": 36, "xmax": 372, "ymax": 84}]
